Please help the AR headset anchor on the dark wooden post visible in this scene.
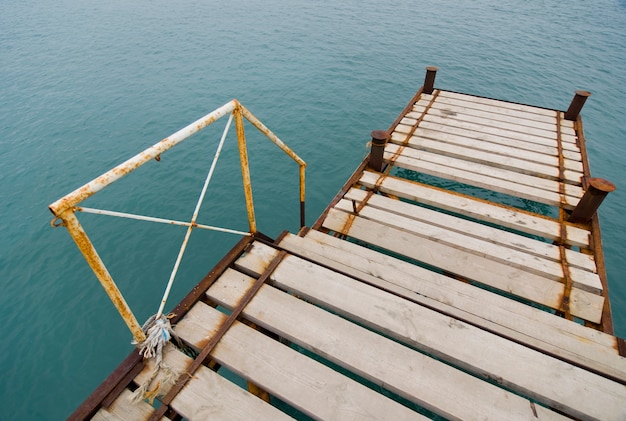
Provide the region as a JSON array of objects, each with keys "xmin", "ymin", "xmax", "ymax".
[
  {"xmin": 369, "ymin": 130, "xmax": 389, "ymax": 172},
  {"xmin": 423, "ymin": 66, "xmax": 438, "ymax": 94},
  {"xmin": 568, "ymin": 178, "xmax": 615, "ymax": 223},
  {"xmin": 564, "ymin": 90, "xmax": 591, "ymax": 121}
]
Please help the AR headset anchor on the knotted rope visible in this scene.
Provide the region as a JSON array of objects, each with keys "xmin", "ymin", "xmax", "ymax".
[{"xmin": 130, "ymin": 314, "xmax": 182, "ymax": 404}]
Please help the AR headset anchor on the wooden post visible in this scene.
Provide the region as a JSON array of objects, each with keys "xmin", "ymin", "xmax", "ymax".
[
  {"xmin": 423, "ymin": 66, "xmax": 438, "ymax": 94},
  {"xmin": 568, "ymin": 178, "xmax": 615, "ymax": 223},
  {"xmin": 369, "ymin": 130, "xmax": 389, "ymax": 172},
  {"xmin": 564, "ymin": 90, "xmax": 591, "ymax": 121}
]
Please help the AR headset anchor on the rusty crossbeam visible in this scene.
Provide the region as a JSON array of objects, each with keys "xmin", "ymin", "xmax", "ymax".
[
  {"xmin": 49, "ymin": 100, "xmax": 305, "ymax": 343},
  {"xmin": 66, "ymin": 234, "xmax": 256, "ymax": 420}
]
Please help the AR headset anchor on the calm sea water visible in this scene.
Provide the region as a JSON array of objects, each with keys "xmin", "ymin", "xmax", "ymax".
[{"xmin": 2, "ymin": 0, "xmax": 626, "ymax": 419}]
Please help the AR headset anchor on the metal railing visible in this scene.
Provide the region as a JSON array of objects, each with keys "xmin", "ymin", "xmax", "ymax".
[{"xmin": 49, "ymin": 100, "xmax": 306, "ymax": 343}]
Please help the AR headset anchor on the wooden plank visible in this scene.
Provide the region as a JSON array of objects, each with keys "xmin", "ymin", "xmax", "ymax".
[
  {"xmin": 335, "ymin": 196, "xmax": 601, "ymax": 294},
  {"xmin": 385, "ymin": 142, "xmax": 580, "ymax": 196},
  {"xmin": 235, "ymin": 244, "xmax": 626, "ymax": 421},
  {"xmin": 174, "ymin": 301, "xmax": 420, "ymax": 420},
  {"xmin": 392, "ymin": 127, "xmax": 559, "ymax": 166},
  {"xmin": 278, "ymin": 231, "xmax": 624, "ymax": 378},
  {"xmin": 358, "ymin": 170, "xmax": 591, "ymax": 248},
  {"xmin": 404, "ymin": 117, "xmax": 557, "ymax": 153},
  {"xmin": 210, "ymin": 267, "xmax": 569, "ymax": 421},
  {"xmin": 390, "ymin": 131, "xmax": 582, "ymax": 185},
  {"xmin": 413, "ymin": 105, "xmax": 562, "ymax": 142},
  {"xmin": 131, "ymin": 344, "xmax": 292, "ymax": 421},
  {"xmin": 401, "ymin": 113, "xmax": 579, "ymax": 152},
  {"xmin": 399, "ymin": 120, "xmax": 584, "ymax": 168},
  {"xmin": 436, "ymin": 91, "xmax": 557, "ymax": 118},
  {"xmin": 424, "ymin": 94, "xmax": 559, "ymax": 125},
  {"xmin": 418, "ymin": 100, "xmax": 559, "ymax": 133},
  {"xmin": 559, "ymin": 115, "xmax": 577, "ymax": 138},
  {"xmin": 414, "ymin": 103, "xmax": 576, "ymax": 147},
  {"xmin": 392, "ymin": 124, "xmax": 583, "ymax": 175},
  {"xmin": 322, "ymin": 207, "xmax": 603, "ymax": 323},
  {"xmin": 344, "ymin": 188, "xmax": 596, "ymax": 273},
  {"xmin": 173, "ymin": 362, "xmax": 293, "ymax": 420},
  {"xmin": 383, "ymin": 146, "xmax": 579, "ymax": 209},
  {"xmin": 401, "ymin": 108, "xmax": 580, "ymax": 152},
  {"xmin": 92, "ymin": 390, "xmax": 163, "ymax": 421}
]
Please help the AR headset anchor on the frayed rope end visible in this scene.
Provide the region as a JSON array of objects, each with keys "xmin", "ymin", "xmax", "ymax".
[{"xmin": 130, "ymin": 314, "xmax": 183, "ymax": 404}]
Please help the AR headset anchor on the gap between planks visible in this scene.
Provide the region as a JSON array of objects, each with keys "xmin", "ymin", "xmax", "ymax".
[
  {"xmin": 234, "ymin": 242, "xmax": 626, "ymax": 421},
  {"xmin": 358, "ymin": 170, "xmax": 591, "ymax": 248},
  {"xmin": 276, "ymin": 230, "xmax": 625, "ymax": 382},
  {"xmin": 322, "ymin": 206, "xmax": 603, "ymax": 323}
]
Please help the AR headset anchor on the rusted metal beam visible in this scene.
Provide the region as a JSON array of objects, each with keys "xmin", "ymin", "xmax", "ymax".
[
  {"xmin": 311, "ymin": 159, "xmax": 369, "ymax": 231},
  {"xmin": 168, "ymin": 233, "xmax": 257, "ymax": 325},
  {"xmin": 60, "ymin": 209, "xmax": 146, "ymax": 343},
  {"xmin": 240, "ymin": 104, "xmax": 306, "ymax": 167},
  {"xmin": 573, "ymin": 115, "xmax": 615, "ymax": 334},
  {"xmin": 66, "ymin": 351, "xmax": 143, "ymax": 421},
  {"xmin": 49, "ymin": 101, "xmax": 237, "ymax": 218},
  {"xmin": 300, "ymin": 165, "xmax": 306, "ymax": 228},
  {"xmin": 234, "ymin": 103, "xmax": 257, "ymax": 233},
  {"xmin": 240, "ymin": 103, "xmax": 307, "ymax": 228},
  {"xmin": 312, "ymin": 74, "xmax": 431, "ymax": 231},
  {"xmin": 66, "ymin": 234, "xmax": 256, "ymax": 420}
]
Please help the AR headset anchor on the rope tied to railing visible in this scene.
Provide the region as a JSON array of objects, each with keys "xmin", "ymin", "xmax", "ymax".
[
  {"xmin": 130, "ymin": 112, "xmax": 233, "ymax": 403},
  {"xmin": 48, "ymin": 100, "xmax": 306, "ymax": 405},
  {"xmin": 130, "ymin": 314, "xmax": 182, "ymax": 404}
]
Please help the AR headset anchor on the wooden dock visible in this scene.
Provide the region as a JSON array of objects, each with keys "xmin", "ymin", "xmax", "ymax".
[{"xmin": 73, "ymin": 70, "xmax": 626, "ymax": 420}]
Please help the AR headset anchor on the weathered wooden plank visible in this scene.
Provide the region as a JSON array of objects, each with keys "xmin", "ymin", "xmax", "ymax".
[
  {"xmin": 323, "ymin": 207, "xmax": 603, "ymax": 322},
  {"xmin": 387, "ymin": 143, "xmax": 584, "ymax": 208},
  {"xmin": 414, "ymin": 102, "xmax": 577, "ymax": 147},
  {"xmin": 399, "ymin": 120, "xmax": 584, "ymax": 168},
  {"xmin": 399, "ymin": 109, "xmax": 580, "ymax": 152},
  {"xmin": 385, "ymin": 142, "xmax": 581, "ymax": 197},
  {"xmin": 404, "ymin": 117, "xmax": 557, "ymax": 152},
  {"xmin": 559, "ymin": 115, "xmax": 577, "ymax": 138},
  {"xmin": 402, "ymin": 115, "xmax": 578, "ymax": 152},
  {"xmin": 131, "ymin": 343, "xmax": 290, "ymax": 420},
  {"xmin": 358, "ymin": 171, "xmax": 590, "ymax": 248},
  {"xmin": 411, "ymin": 104, "xmax": 564, "ymax": 142},
  {"xmin": 390, "ymin": 132, "xmax": 583, "ymax": 185},
  {"xmin": 422, "ymin": 94, "xmax": 559, "ymax": 125},
  {"xmin": 415, "ymin": 100, "xmax": 559, "ymax": 132},
  {"xmin": 384, "ymin": 146, "xmax": 579, "ymax": 209},
  {"xmin": 278, "ymin": 231, "xmax": 623, "ymax": 376},
  {"xmin": 145, "ymin": 347, "xmax": 271, "ymax": 419},
  {"xmin": 174, "ymin": 301, "xmax": 420, "ymax": 420},
  {"xmin": 173, "ymin": 360, "xmax": 294, "ymax": 420},
  {"xmin": 397, "ymin": 119, "xmax": 561, "ymax": 174},
  {"xmin": 92, "ymin": 390, "xmax": 164, "ymax": 421},
  {"xmin": 334, "ymin": 197, "xmax": 601, "ymax": 294},
  {"xmin": 210, "ymin": 267, "xmax": 570, "ymax": 421},
  {"xmin": 344, "ymin": 188, "xmax": 596, "ymax": 273},
  {"xmin": 391, "ymin": 128, "xmax": 583, "ymax": 180},
  {"xmin": 235, "ymin": 244, "xmax": 626, "ymax": 421},
  {"xmin": 435, "ymin": 91, "xmax": 557, "ymax": 118}
]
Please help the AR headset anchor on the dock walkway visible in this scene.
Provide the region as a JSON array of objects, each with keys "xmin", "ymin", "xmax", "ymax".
[{"xmin": 75, "ymin": 71, "xmax": 625, "ymax": 420}]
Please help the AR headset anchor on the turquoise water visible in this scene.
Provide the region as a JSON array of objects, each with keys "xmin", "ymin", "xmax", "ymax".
[{"xmin": 2, "ymin": 0, "xmax": 626, "ymax": 418}]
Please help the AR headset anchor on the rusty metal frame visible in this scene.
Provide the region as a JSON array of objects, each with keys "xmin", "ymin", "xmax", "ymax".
[
  {"xmin": 67, "ymin": 234, "xmax": 257, "ymax": 421},
  {"xmin": 49, "ymin": 100, "xmax": 306, "ymax": 343}
]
